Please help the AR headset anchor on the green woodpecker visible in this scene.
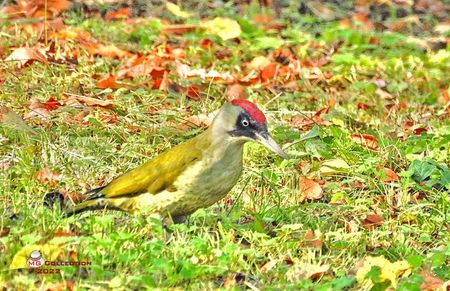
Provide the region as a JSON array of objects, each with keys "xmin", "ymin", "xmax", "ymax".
[{"xmin": 45, "ymin": 99, "xmax": 287, "ymax": 222}]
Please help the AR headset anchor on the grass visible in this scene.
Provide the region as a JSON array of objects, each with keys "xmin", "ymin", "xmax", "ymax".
[{"xmin": 1, "ymin": 2, "xmax": 449, "ymax": 290}]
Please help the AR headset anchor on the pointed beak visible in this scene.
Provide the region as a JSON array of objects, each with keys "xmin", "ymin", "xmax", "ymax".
[{"xmin": 255, "ymin": 132, "xmax": 289, "ymax": 159}]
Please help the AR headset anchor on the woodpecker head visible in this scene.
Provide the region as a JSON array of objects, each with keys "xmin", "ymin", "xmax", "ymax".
[{"xmin": 213, "ymin": 99, "xmax": 288, "ymax": 159}]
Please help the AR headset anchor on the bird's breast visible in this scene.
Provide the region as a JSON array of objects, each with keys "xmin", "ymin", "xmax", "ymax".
[{"xmin": 168, "ymin": 143, "xmax": 244, "ymax": 215}]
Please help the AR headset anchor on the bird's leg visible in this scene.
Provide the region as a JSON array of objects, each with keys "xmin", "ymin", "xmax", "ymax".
[
  {"xmin": 162, "ymin": 214, "xmax": 189, "ymax": 228},
  {"xmin": 172, "ymin": 215, "xmax": 189, "ymax": 224}
]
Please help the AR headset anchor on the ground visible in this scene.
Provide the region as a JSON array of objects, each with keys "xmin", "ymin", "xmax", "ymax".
[{"xmin": 0, "ymin": 1, "xmax": 449, "ymax": 290}]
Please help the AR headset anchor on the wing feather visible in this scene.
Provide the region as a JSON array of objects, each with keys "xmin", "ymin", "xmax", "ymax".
[{"xmin": 100, "ymin": 132, "xmax": 208, "ymax": 198}]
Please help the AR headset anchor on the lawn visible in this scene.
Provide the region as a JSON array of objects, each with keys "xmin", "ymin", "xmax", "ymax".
[{"xmin": 0, "ymin": 1, "xmax": 449, "ymax": 290}]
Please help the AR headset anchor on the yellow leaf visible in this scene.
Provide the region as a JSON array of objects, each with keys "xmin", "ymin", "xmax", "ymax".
[
  {"xmin": 9, "ymin": 244, "xmax": 63, "ymax": 269},
  {"xmin": 356, "ymin": 256, "xmax": 411, "ymax": 288},
  {"xmin": 166, "ymin": 2, "xmax": 191, "ymax": 19},
  {"xmin": 319, "ymin": 159, "xmax": 350, "ymax": 175},
  {"xmin": 202, "ymin": 17, "xmax": 241, "ymax": 40}
]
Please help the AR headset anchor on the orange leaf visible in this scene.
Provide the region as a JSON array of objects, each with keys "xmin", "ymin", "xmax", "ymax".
[
  {"xmin": 351, "ymin": 134, "xmax": 380, "ymax": 151},
  {"xmin": 299, "ymin": 177, "xmax": 323, "ymax": 202},
  {"xmin": 105, "ymin": 8, "xmax": 130, "ymax": 21},
  {"xmin": 83, "ymin": 43, "xmax": 131, "ymax": 59},
  {"xmin": 186, "ymin": 85, "xmax": 203, "ymax": 100},
  {"xmin": 382, "ymin": 167, "xmax": 400, "ymax": 183},
  {"xmin": 35, "ymin": 167, "xmax": 61, "ymax": 187},
  {"xmin": 163, "ymin": 24, "xmax": 198, "ymax": 35},
  {"xmin": 260, "ymin": 63, "xmax": 278, "ymax": 83},
  {"xmin": 438, "ymin": 89, "xmax": 449, "ymax": 105},
  {"xmin": 96, "ymin": 74, "xmax": 120, "ymax": 89},
  {"xmin": 43, "ymin": 97, "xmax": 61, "ymax": 111}
]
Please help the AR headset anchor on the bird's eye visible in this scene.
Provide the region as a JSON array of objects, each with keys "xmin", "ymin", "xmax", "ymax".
[{"xmin": 242, "ymin": 119, "xmax": 249, "ymax": 127}]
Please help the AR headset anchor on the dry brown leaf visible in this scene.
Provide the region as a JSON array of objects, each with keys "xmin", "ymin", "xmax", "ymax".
[
  {"xmin": 362, "ymin": 214, "xmax": 384, "ymax": 230},
  {"xmin": 286, "ymin": 262, "xmax": 330, "ymax": 281},
  {"xmin": 36, "ymin": 167, "xmax": 61, "ymax": 187},
  {"xmin": 299, "ymin": 177, "xmax": 323, "ymax": 202},
  {"xmin": 260, "ymin": 259, "xmax": 278, "ymax": 273},
  {"xmin": 24, "ymin": 99, "xmax": 51, "ymax": 119},
  {"xmin": 74, "ymin": 95, "xmax": 114, "ymax": 108},
  {"xmin": 419, "ymin": 270, "xmax": 444, "ymax": 290},
  {"xmin": 351, "ymin": 134, "xmax": 380, "ymax": 151},
  {"xmin": 5, "ymin": 47, "xmax": 48, "ymax": 67},
  {"xmin": 41, "ymin": 281, "xmax": 75, "ymax": 291},
  {"xmin": 225, "ymin": 84, "xmax": 247, "ymax": 100},
  {"xmin": 302, "ymin": 230, "xmax": 324, "ymax": 248}
]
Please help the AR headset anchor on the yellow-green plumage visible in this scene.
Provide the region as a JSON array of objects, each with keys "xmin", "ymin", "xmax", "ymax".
[
  {"xmin": 56, "ymin": 101, "xmax": 286, "ymax": 222},
  {"xmin": 67, "ymin": 104, "xmax": 245, "ymax": 221}
]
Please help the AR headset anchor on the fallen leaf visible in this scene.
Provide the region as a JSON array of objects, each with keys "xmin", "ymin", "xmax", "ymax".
[
  {"xmin": 419, "ymin": 270, "xmax": 444, "ymax": 290},
  {"xmin": 96, "ymin": 74, "xmax": 120, "ymax": 89},
  {"xmin": 350, "ymin": 134, "xmax": 380, "ymax": 151},
  {"xmin": 73, "ymin": 95, "xmax": 114, "ymax": 108},
  {"xmin": 225, "ymin": 84, "xmax": 247, "ymax": 100},
  {"xmin": 36, "ymin": 167, "xmax": 61, "ymax": 186},
  {"xmin": 1, "ymin": 0, "xmax": 69, "ymax": 19},
  {"xmin": 5, "ymin": 47, "xmax": 48, "ymax": 67},
  {"xmin": 105, "ymin": 8, "xmax": 130, "ymax": 21},
  {"xmin": 381, "ymin": 167, "xmax": 400, "ymax": 182},
  {"xmin": 42, "ymin": 282, "xmax": 75, "ymax": 291},
  {"xmin": 261, "ymin": 63, "xmax": 278, "ymax": 83},
  {"xmin": 43, "ymin": 97, "xmax": 61, "ymax": 111},
  {"xmin": 301, "ymin": 230, "xmax": 323, "ymax": 248},
  {"xmin": 180, "ymin": 110, "xmax": 218, "ymax": 130},
  {"xmin": 413, "ymin": 127, "xmax": 427, "ymax": 135},
  {"xmin": 438, "ymin": 89, "xmax": 449, "ymax": 105},
  {"xmin": 355, "ymin": 256, "xmax": 411, "ymax": 289},
  {"xmin": 202, "ymin": 17, "xmax": 241, "ymax": 40},
  {"xmin": 286, "ymin": 262, "xmax": 330, "ymax": 281},
  {"xmin": 0, "ymin": 228, "xmax": 10, "ymax": 237},
  {"xmin": 163, "ymin": 24, "xmax": 197, "ymax": 35},
  {"xmin": 166, "ymin": 2, "xmax": 191, "ymax": 18},
  {"xmin": 362, "ymin": 214, "xmax": 384, "ymax": 229},
  {"xmin": 260, "ymin": 259, "xmax": 278, "ymax": 273},
  {"xmin": 199, "ymin": 38, "xmax": 213, "ymax": 48},
  {"xmin": 24, "ymin": 99, "xmax": 51, "ymax": 119},
  {"xmin": 299, "ymin": 177, "xmax": 323, "ymax": 202},
  {"xmin": 319, "ymin": 159, "xmax": 350, "ymax": 176},
  {"xmin": 83, "ymin": 43, "xmax": 131, "ymax": 59}
]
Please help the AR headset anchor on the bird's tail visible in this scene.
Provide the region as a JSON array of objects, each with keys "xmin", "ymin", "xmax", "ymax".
[{"xmin": 44, "ymin": 186, "xmax": 107, "ymax": 217}]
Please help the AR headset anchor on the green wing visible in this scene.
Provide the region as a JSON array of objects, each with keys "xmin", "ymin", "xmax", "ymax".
[{"xmin": 100, "ymin": 132, "xmax": 208, "ymax": 198}]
